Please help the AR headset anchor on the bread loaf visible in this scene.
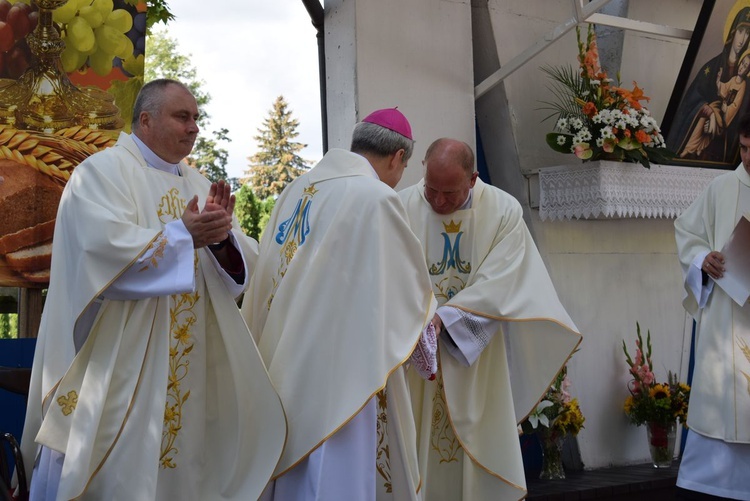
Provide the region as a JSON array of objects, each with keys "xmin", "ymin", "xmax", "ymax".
[
  {"xmin": 5, "ymin": 241, "xmax": 52, "ymax": 272},
  {"xmin": 0, "ymin": 218, "xmax": 55, "ymax": 254},
  {"xmin": 0, "ymin": 159, "xmax": 62, "ymax": 237},
  {"xmin": 19, "ymin": 269, "xmax": 50, "ymax": 284}
]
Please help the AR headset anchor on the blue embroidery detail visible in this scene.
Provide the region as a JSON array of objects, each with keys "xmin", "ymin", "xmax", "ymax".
[
  {"xmin": 276, "ymin": 197, "xmax": 312, "ymax": 247},
  {"xmin": 429, "ymin": 231, "xmax": 471, "ymax": 275}
]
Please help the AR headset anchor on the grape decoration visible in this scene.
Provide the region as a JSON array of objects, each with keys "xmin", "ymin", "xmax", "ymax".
[{"xmin": 0, "ymin": 0, "xmax": 39, "ymax": 79}]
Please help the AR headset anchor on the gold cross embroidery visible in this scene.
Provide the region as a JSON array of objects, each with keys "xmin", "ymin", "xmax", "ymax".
[{"xmin": 57, "ymin": 390, "xmax": 78, "ymax": 416}]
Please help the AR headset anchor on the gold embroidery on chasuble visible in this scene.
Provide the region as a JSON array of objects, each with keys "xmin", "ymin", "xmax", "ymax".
[
  {"xmin": 157, "ymin": 187, "xmax": 187, "ymax": 225},
  {"xmin": 375, "ymin": 390, "xmax": 392, "ymax": 493},
  {"xmin": 155, "ymin": 186, "xmax": 197, "ymax": 470},
  {"xmin": 738, "ymin": 336, "xmax": 750, "ymax": 397},
  {"xmin": 430, "ymin": 373, "xmax": 461, "ymax": 463},
  {"xmin": 267, "ymin": 184, "xmax": 317, "ymax": 310},
  {"xmin": 57, "ymin": 390, "xmax": 78, "ymax": 416},
  {"xmin": 138, "ymin": 234, "xmax": 168, "ymax": 272},
  {"xmin": 426, "ymin": 219, "xmax": 469, "ymax": 462},
  {"xmin": 161, "ymin": 287, "xmax": 198, "ymax": 469}
]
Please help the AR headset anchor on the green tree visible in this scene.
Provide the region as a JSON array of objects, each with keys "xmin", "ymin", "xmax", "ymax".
[
  {"xmin": 145, "ymin": 0, "xmax": 174, "ymax": 31},
  {"xmin": 234, "ymin": 186, "xmax": 277, "ymax": 241},
  {"xmin": 145, "ymin": 30, "xmax": 230, "ymax": 183},
  {"xmin": 259, "ymin": 198, "xmax": 276, "ymax": 238},
  {"xmin": 245, "ymin": 96, "xmax": 310, "ymax": 199},
  {"xmin": 234, "ymin": 184, "xmax": 263, "ymax": 241},
  {"xmin": 0, "ymin": 313, "xmax": 17, "ymax": 339}
]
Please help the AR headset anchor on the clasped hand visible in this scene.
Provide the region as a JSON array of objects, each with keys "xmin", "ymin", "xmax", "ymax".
[{"xmin": 182, "ymin": 180, "xmax": 235, "ymax": 248}]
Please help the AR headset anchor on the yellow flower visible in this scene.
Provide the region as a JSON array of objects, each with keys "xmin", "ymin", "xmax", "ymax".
[
  {"xmin": 624, "ymin": 395, "xmax": 634, "ymax": 413},
  {"xmin": 649, "ymin": 383, "xmax": 670, "ymax": 399}
]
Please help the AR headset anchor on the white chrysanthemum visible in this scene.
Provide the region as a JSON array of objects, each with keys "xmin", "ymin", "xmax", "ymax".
[
  {"xmin": 556, "ymin": 134, "xmax": 567, "ymax": 145},
  {"xmin": 590, "ymin": 80, "xmax": 601, "ymax": 86},
  {"xmin": 577, "ymin": 129, "xmax": 592, "ymax": 141},
  {"xmin": 600, "ymin": 126, "xmax": 615, "ymax": 139},
  {"xmin": 570, "ymin": 117, "xmax": 584, "ymax": 130},
  {"xmin": 596, "ymin": 137, "xmax": 604, "ymax": 147}
]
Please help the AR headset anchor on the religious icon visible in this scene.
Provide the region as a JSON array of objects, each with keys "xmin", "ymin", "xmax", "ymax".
[{"xmin": 664, "ymin": 0, "xmax": 750, "ymax": 169}]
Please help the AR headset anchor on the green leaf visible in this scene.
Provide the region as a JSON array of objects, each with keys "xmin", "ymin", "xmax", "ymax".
[
  {"xmin": 109, "ymin": 77, "xmax": 144, "ymax": 134},
  {"xmin": 545, "ymin": 132, "xmax": 572, "ymax": 153}
]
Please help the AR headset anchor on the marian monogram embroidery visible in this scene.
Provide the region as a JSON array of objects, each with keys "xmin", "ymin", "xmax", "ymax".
[
  {"xmin": 429, "ymin": 219, "xmax": 471, "ymax": 301},
  {"xmin": 375, "ymin": 390, "xmax": 392, "ymax": 493},
  {"xmin": 429, "ymin": 220, "xmax": 471, "ymax": 276},
  {"xmin": 161, "ymin": 288, "xmax": 199, "ymax": 469},
  {"xmin": 158, "ymin": 187, "xmax": 187, "ymax": 224},
  {"xmin": 57, "ymin": 390, "xmax": 78, "ymax": 416},
  {"xmin": 267, "ymin": 184, "xmax": 317, "ymax": 310}
]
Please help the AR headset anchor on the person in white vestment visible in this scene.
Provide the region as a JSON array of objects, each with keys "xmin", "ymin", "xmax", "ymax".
[
  {"xmin": 241, "ymin": 108, "xmax": 438, "ymax": 501},
  {"xmin": 674, "ymin": 112, "xmax": 750, "ymax": 501},
  {"xmin": 16, "ymin": 79, "xmax": 285, "ymax": 501},
  {"xmin": 399, "ymin": 138, "xmax": 582, "ymax": 500}
]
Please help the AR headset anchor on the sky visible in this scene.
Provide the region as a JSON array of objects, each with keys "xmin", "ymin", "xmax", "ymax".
[{"xmin": 164, "ymin": 0, "xmax": 324, "ymax": 180}]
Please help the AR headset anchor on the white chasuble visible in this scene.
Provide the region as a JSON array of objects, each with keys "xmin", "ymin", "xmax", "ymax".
[
  {"xmin": 400, "ymin": 179, "xmax": 582, "ymax": 501},
  {"xmin": 675, "ymin": 165, "xmax": 750, "ymax": 443},
  {"xmin": 21, "ymin": 133, "xmax": 285, "ymax": 500},
  {"xmin": 242, "ymin": 149, "xmax": 436, "ymax": 499}
]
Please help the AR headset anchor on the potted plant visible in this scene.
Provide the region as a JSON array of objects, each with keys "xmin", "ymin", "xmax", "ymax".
[
  {"xmin": 541, "ymin": 24, "xmax": 673, "ymax": 168},
  {"xmin": 521, "ymin": 366, "xmax": 585, "ymax": 479},
  {"xmin": 622, "ymin": 322, "xmax": 690, "ymax": 467}
]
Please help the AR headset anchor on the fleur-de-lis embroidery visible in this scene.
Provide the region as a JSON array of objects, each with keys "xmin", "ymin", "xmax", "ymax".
[{"xmin": 57, "ymin": 390, "xmax": 78, "ymax": 416}]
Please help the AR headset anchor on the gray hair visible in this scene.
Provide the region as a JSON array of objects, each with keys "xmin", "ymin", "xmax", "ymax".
[
  {"xmin": 131, "ymin": 79, "xmax": 192, "ymax": 130},
  {"xmin": 350, "ymin": 121, "xmax": 414, "ymax": 161}
]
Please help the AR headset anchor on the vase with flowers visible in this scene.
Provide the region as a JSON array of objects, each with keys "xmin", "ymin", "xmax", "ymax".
[
  {"xmin": 622, "ymin": 323, "xmax": 690, "ymax": 468},
  {"xmin": 521, "ymin": 366, "xmax": 585, "ymax": 480},
  {"xmin": 541, "ymin": 24, "xmax": 673, "ymax": 168}
]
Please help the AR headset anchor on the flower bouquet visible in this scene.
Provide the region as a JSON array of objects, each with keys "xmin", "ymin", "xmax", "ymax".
[
  {"xmin": 521, "ymin": 366, "xmax": 585, "ymax": 479},
  {"xmin": 623, "ymin": 323, "xmax": 690, "ymax": 467},
  {"xmin": 541, "ymin": 24, "xmax": 673, "ymax": 168}
]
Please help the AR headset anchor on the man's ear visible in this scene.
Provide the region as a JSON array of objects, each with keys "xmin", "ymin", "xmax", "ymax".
[
  {"xmin": 138, "ymin": 111, "xmax": 150, "ymax": 131},
  {"xmin": 469, "ymin": 171, "xmax": 479, "ymax": 188},
  {"xmin": 390, "ymin": 148, "xmax": 406, "ymax": 170}
]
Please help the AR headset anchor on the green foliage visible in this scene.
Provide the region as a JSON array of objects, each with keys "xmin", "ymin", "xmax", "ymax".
[
  {"xmin": 193, "ymin": 128, "xmax": 230, "ymax": 183},
  {"xmin": 110, "ymin": 77, "xmax": 143, "ymax": 134},
  {"xmin": 246, "ymin": 96, "xmax": 310, "ymax": 199},
  {"xmin": 145, "ymin": 0, "xmax": 174, "ymax": 32},
  {"xmin": 520, "ymin": 366, "xmax": 585, "ymax": 438},
  {"xmin": 235, "ymin": 184, "xmax": 262, "ymax": 241},
  {"xmin": 0, "ymin": 314, "xmax": 18, "ymax": 339},
  {"xmin": 234, "ymin": 185, "xmax": 276, "ymax": 241},
  {"xmin": 145, "ymin": 30, "xmax": 230, "ymax": 182}
]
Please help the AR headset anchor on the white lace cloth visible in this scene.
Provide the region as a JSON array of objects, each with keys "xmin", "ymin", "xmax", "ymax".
[
  {"xmin": 538, "ymin": 161, "xmax": 725, "ymax": 221},
  {"xmin": 409, "ymin": 322, "xmax": 438, "ymax": 380}
]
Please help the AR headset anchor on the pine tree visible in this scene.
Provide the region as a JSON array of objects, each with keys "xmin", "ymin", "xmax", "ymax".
[{"xmin": 245, "ymin": 96, "xmax": 309, "ymax": 199}]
